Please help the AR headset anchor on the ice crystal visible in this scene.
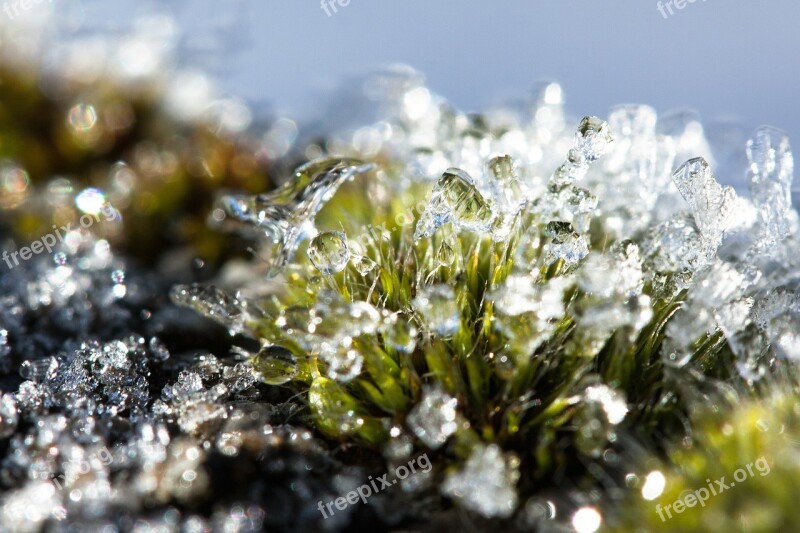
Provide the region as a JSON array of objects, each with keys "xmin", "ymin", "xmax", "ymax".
[
  {"xmin": 405, "ymin": 386, "xmax": 458, "ymax": 449},
  {"xmin": 414, "ymin": 168, "xmax": 494, "ymax": 241},
  {"xmin": 222, "ymin": 158, "xmax": 373, "ymax": 276},
  {"xmin": 441, "ymin": 444, "xmax": 519, "ymax": 518},
  {"xmin": 411, "ymin": 284, "xmax": 460, "ymax": 337},
  {"xmin": 746, "ymin": 126, "xmax": 795, "ymax": 245},
  {"xmin": 672, "ymin": 157, "xmax": 737, "ymax": 249},
  {"xmin": 170, "ymin": 284, "xmax": 249, "ymax": 336}
]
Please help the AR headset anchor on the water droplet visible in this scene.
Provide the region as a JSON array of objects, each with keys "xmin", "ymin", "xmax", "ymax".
[
  {"xmin": 252, "ymin": 345, "xmax": 298, "ymax": 385},
  {"xmin": 170, "ymin": 284, "xmax": 248, "ymax": 336},
  {"xmin": 351, "ymin": 255, "xmax": 377, "ymax": 275},
  {"xmin": 307, "ymin": 231, "xmax": 350, "ymax": 275}
]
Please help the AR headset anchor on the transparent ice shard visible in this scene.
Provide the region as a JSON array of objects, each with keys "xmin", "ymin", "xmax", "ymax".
[
  {"xmin": 307, "ymin": 231, "xmax": 350, "ymax": 275},
  {"xmin": 580, "ymin": 241, "xmax": 644, "ymax": 299},
  {"xmin": 441, "ymin": 443, "xmax": 519, "ymax": 518},
  {"xmin": 575, "ymin": 116, "xmax": 615, "ymax": 163},
  {"xmin": 489, "ymin": 276, "xmax": 569, "ymax": 357},
  {"xmin": 598, "ymin": 105, "xmax": 677, "ymax": 238},
  {"xmin": 663, "ymin": 261, "xmax": 750, "ymax": 366},
  {"xmin": 19, "ymin": 357, "xmax": 58, "ymax": 382},
  {"xmin": 487, "ymin": 155, "xmax": 526, "ymax": 241},
  {"xmin": 672, "ymin": 157, "xmax": 737, "ymax": 248},
  {"xmin": 414, "ymin": 168, "xmax": 494, "ymax": 241},
  {"xmin": 543, "ymin": 221, "xmax": 589, "ymax": 267},
  {"xmin": 170, "ymin": 284, "xmax": 249, "ymax": 336},
  {"xmin": 406, "ymin": 386, "xmax": 458, "ymax": 449},
  {"xmin": 746, "ymin": 126, "xmax": 795, "ymax": 245},
  {"xmin": 222, "ymin": 158, "xmax": 374, "ymax": 276},
  {"xmin": 411, "ymin": 284, "xmax": 461, "ymax": 336},
  {"xmin": 551, "ymin": 115, "xmax": 613, "ymax": 188}
]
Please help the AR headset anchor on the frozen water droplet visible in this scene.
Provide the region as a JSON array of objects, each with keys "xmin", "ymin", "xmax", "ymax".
[
  {"xmin": 543, "ymin": 221, "xmax": 588, "ymax": 266},
  {"xmin": 436, "ymin": 239, "xmax": 456, "ymax": 267},
  {"xmin": 487, "ymin": 155, "xmax": 526, "ymax": 241},
  {"xmin": 414, "ymin": 168, "xmax": 493, "ymax": 241},
  {"xmin": 672, "ymin": 157, "xmax": 737, "ymax": 247},
  {"xmin": 222, "ymin": 158, "xmax": 373, "ymax": 276},
  {"xmin": 406, "ymin": 386, "xmax": 458, "ymax": 449},
  {"xmin": 20, "ymin": 357, "xmax": 58, "ymax": 382},
  {"xmin": 575, "ymin": 116, "xmax": 614, "ymax": 162},
  {"xmin": 313, "ymin": 292, "xmax": 382, "ymax": 338},
  {"xmin": 441, "ymin": 443, "xmax": 519, "ymax": 518},
  {"xmin": 252, "ymin": 345, "xmax": 298, "ymax": 385},
  {"xmin": 148, "ymin": 337, "xmax": 170, "ymax": 362},
  {"xmin": 488, "ymin": 155, "xmax": 524, "ymax": 211},
  {"xmin": 170, "ymin": 284, "xmax": 248, "ymax": 336},
  {"xmin": 380, "ymin": 312, "xmax": 418, "ymax": 354},
  {"xmin": 746, "ymin": 126, "xmax": 794, "ymax": 245},
  {"xmin": 489, "ymin": 276, "xmax": 569, "ymax": 357},
  {"xmin": 412, "ymin": 284, "xmax": 460, "ymax": 336},
  {"xmin": 351, "ymin": 255, "xmax": 377, "ymax": 275},
  {"xmin": 319, "ymin": 345, "xmax": 363, "ymax": 383},
  {"xmin": 307, "ymin": 231, "xmax": 350, "ymax": 275}
]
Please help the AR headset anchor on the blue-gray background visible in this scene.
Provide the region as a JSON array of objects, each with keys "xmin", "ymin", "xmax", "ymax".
[{"xmin": 65, "ymin": 1, "xmax": 799, "ymax": 184}]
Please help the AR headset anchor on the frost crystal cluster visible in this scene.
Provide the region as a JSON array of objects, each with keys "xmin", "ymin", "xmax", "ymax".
[
  {"xmin": 2, "ymin": 9, "xmax": 800, "ymax": 528},
  {"xmin": 172, "ymin": 66, "xmax": 800, "ymax": 527}
]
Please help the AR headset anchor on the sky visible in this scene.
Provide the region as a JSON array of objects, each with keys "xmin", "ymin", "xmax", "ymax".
[{"xmin": 55, "ymin": 1, "xmax": 800, "ymax": 188}]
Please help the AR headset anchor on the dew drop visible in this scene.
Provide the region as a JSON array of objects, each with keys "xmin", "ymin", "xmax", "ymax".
[
  {"xmin": 307, "ymin": 231, "xmax": 350, "ymax": 275},
  {"xmin": 252, "ymin": 345, "xmax": 298, "ymax": 386}
]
